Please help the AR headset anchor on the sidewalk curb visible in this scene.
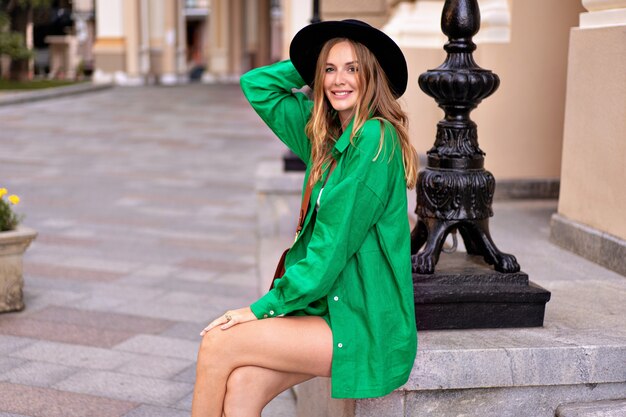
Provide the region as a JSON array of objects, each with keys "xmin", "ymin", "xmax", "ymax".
[{"xmin": 0, "ymin": 82, "xmax": 113, "ymax": 107}]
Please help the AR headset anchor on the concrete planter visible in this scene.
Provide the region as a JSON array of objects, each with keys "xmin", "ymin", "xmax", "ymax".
[{"xmin": 0, "ymin": 226, "xmax": 37, "ymax": 313}]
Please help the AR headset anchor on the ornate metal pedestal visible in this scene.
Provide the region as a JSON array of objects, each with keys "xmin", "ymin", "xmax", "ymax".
[{"xmin": 411, "ymin": 0, "xmax": 550, "ymax": 330}]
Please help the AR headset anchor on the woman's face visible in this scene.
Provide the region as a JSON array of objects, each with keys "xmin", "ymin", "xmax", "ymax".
[{"xmin": 323, "ymin": 40, "xmax": 359, "ymax": 128}]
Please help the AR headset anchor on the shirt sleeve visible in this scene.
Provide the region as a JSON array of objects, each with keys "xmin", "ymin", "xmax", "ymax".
[
  {"xmin": 250, "ymin": 120, "xmax": 399, "ymax": 319},
  {"xmin": 240, "ymin": 60, "xmax": 313, "ymax": 162}
]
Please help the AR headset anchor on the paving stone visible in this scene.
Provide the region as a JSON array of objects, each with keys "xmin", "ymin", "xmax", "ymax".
[
  {"xmin": 0, "ymin": 317, "xmax": 135, "ymax": 348},
  {"xmin": 159, "ymin": 321, "xmax": 205, "ymax": 341},
  {"xmin": 53, "ymin": 370, "xmax": 193, "ymax": 407},
  {"xmin": 28, "ymin": 306, "xmax": 175, "ymax": 334},
  {"xmin": 263, "ymin": 389, "xmax": 298, "ymax": 417},
  {"xmin": 173, "ymin": 392, "xmax": 193, "ymax": 411},
  {"xmin": 171, "ymin": 364, "xmax": 196, "ymax": 384},
  {"xmin": 114, "ymin": 355, "xmax": 194, "ymax": 379},
  {"xmin": 0, "ymin": 357, "xmax": 25, "ymax": 374},
  {"xmin": 0, "ymin": 382, "xmax": 138, "ymax": 417},
  {"xmin": 113, "ymin": 335, "xmax": 199, "ymax": 361},
  {"xmin": 24, "ymin": 262, "xmax": 125, "ymax": 282},
  {"xmin": 0, "ymin": 335, "xmax": 35, "ymax": 356},
  {"xmin": 0, "ymin": 361, "xmax": 78, "ymax": 388},
  {"xmin": 122, "ymin": 405, "xmax": 190, "ymax": 417},
  {"xmin": 11, "ymin": 341, "xmax": 138, "ymax": 370}
]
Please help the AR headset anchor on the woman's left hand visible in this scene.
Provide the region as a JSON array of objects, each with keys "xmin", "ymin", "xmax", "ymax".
[{"xmin": 200, "ymin": 306, "xmax": 257, "ymax": 336}]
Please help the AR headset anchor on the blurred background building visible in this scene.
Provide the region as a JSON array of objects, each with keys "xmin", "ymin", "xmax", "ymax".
[
  {"xmin": 2, "ymin": 0, "xmax": 623, "ymax": 274},
  {"xmin": 86, "ymin": 0, "xmax": 626, "ymax": 276}
]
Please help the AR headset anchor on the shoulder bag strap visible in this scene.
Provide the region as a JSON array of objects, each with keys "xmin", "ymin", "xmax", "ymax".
[{"xmin": 295, "ymin": 159, "xmax": 336, "ymax": 238}]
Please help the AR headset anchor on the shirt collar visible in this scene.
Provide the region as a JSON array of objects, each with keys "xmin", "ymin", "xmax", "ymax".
[{"xmin": 332, "ymin": 117, "xmax": 355, "ymax": 158}]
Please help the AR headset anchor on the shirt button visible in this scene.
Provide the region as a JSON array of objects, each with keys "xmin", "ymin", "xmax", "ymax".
[
  {"xmin": 269, "ymin": 310, "xmax": 275, "ymax": 316},
  {"xmin": 337, "ymin": 343, "xmax": 343, "ymax": 348},
  {"xmin": 263, "ymin": 314, "xmax": 268, "ymax": 318},
  {"xmin": 333, "ymin": 296, "xmax": 339, "ymax": 301}
]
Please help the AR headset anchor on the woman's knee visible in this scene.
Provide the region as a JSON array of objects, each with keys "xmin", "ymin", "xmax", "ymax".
[{"xmin": 197, "ymin": 329, "xmax": 227, "ymax": 368}]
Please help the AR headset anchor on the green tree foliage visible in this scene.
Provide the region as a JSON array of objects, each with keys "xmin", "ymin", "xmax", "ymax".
[{"xmin": 0, "ymin": 0, "xmax": 51, "ymax": 60}]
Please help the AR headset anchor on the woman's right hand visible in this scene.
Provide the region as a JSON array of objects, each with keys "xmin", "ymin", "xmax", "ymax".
[{"xmin": 200, "ymin": 306, "xmax": 257, "ymax": 336}]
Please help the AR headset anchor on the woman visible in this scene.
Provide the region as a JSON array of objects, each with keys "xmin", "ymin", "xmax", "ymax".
[{"xmin": 192, "ymin": 19, "xmax": 418, "ymax": 417}]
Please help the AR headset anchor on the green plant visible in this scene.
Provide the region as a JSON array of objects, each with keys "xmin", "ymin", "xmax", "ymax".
[{"xmin": 0, "ymin": 187, "xmax": 23, "ymax": 231}]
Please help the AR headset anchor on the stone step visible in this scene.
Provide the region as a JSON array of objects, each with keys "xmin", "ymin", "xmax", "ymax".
[{"xmin": 556, "ymin": 399, "xmax": 626, "ymax": 417}]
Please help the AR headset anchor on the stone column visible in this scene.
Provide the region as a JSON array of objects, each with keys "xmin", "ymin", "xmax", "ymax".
[
  {"xmin": 229, "ymin": 0, "xmax": 244, "ymax": 75},
  {"xmin": 176, "ymin": 0, "xmax": 188, "ymax": 80},
  {"xmin": 550, "ymin": 0, "xmax": 626, "ymax": 276},
  {"xmin": 123, "ymin": 0, "xmax": 143, "ymax": 84},
  {"xmin": 160, "ymin": 0, "xmax": 178, "ymax": 84},
  {"xmin": 93, "ymin": 0, "xmax": 125, "ymax": 84},
  {"xmin": 203, "ymin": 0, "xmax": 231, "ymax": 80}
]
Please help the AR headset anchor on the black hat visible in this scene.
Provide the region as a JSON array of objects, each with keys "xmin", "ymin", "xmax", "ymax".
[{"xmin": 289, "ymin": 19, "xmax": 408, "ymax": 98}]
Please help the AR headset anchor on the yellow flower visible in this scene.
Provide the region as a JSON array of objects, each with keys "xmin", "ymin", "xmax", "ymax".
[
  {"xmin": 0, "ymin": 188, "xmax": 6, "ymax": 198},
  {"xmin": 8, "ymin": 195, "xmax": 20, "ymax": 205}
]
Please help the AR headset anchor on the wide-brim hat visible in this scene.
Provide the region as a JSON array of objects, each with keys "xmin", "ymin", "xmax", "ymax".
[{"xmin": 289, "ymin": 19, "xmax": 408, "ymax": 98}]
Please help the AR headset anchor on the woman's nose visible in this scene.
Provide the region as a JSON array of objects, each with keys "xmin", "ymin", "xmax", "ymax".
[{"xmin": 334, "ymin": 71, "xmax": 345, "ymax": 85}]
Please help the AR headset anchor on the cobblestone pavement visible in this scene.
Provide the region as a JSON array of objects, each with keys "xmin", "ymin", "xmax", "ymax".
[{"xmin": 0, "ymin": 85, "xmax": 293, "ymax": 417}]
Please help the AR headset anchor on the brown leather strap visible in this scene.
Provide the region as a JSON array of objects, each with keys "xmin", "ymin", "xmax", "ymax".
[{"xmin": 295, "ymin": 159, "xmax": 336, "ymax": 236}]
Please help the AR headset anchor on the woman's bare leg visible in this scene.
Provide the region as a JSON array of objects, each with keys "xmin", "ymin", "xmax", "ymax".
[
  {"xmin": 191, "ymin": 316, "xmax": 332, "ymax": 417},
  {"xmin": 223, "ymin": 366, "xmax": 313, "ymax": 417}
]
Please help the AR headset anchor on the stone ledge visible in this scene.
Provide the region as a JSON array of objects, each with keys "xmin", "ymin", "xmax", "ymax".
[
  {"xmin": 494, "ymin": 178, "xmax": 560, "ymax": 200},
  {"xmin": 556, "ymin": 399, "xmax": 626, "ymax": 417},
  {"xmin": 0, "ymin": 82, "xmax": 113, "ymax": 107},
  {"xmin": 550, "ymin": 213, "xmax": 626, "ymax": 277}
]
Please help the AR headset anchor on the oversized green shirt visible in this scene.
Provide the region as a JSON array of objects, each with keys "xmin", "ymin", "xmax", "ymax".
[{"xmin": 240, "ymin": 60, "xmax": 417, "ymax": 399}]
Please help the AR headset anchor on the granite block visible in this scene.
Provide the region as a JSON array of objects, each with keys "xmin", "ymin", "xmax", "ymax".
[
  {"xmin": 556, "ymin": 399, "xmax": 626, "ymax": 417},
  {"xmin": 295, "ymin": 378, "xmax": 355, "ymax": 417},
  {"xmin": 0, "ymin": 382, "xmax": 137, "ymax": 417},
  {"xmin": 354, "ymin": 392, "xmax": 405, "ymax": 417},
  {"xmin": 113, "ymin": 334, "xmax": 199, "ymax": 361},
  {"xmin": 53, "ymin": 370, "xmax": 193, "ymax": 407},
  {"xmin": 404, "ymin": 344, "xmax": 626, "ymax": 390},
  {"xmin": 403, "ymin": 382, "xmax": 626, "ymax": 417},
  {"xmin": 262, "ymin": 389, "xmax": 298, "ymax": 417}
]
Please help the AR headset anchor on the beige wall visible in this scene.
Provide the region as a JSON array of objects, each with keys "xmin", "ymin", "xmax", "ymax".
[
  {"xmin": 401, "ymin": 0, "xmax": 584, "ymax": 179},
  {"xmin": 557, "ymin": 25, "xmax": 626, "ymax": 240},
  {"xmin": 322, "ymin": 0, "xmax": 390, "ymax": 27}
]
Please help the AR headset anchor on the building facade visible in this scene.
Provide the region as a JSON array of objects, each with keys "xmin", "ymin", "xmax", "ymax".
[{"xmin": 91, "ymin": 0, "xmax": 625, "ymax": 275}]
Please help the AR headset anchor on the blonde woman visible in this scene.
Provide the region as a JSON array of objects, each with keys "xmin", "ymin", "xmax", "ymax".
[{"xmin": 192, "ymin": 19, "xmax": 418, "ymax": 417}]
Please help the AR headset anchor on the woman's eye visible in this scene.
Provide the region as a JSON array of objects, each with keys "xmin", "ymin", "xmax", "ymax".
[
  {"xmin": 325, "ymin": 67, "xmax": 334, "ymax": 73},
  {"xmin": 348, "ymin": 66, "xmax": 358, "ymax": 73}
]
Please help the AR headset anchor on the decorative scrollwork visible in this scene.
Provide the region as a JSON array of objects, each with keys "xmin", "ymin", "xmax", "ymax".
[
  {"xmin": 416, "ymin": 169, "xmax": 494, "ymax": 220},
  {"xmin": 428, "ymin": 126, "xmax": 484, "ymax": 158}
]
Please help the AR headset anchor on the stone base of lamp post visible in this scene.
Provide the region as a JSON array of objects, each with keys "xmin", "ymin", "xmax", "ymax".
[{"xmin": 413, "ymin": 253, "xmax": 551, "ymax": 330}]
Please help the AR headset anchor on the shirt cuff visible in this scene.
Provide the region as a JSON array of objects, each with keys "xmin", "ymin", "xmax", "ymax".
[{"xmin": 250, "ymin": 290, "xmax": 282, "ymax": 319}]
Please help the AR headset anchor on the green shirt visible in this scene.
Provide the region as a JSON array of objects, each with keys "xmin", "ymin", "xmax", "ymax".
[{"xmin": 240, "ymin": 60, "xmax": 417, "ymax": 399}]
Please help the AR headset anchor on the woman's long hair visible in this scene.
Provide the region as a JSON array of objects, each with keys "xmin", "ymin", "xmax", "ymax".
[{"xmin": 305, "ymin": 38, "xmax": 418, "ymax": 189}]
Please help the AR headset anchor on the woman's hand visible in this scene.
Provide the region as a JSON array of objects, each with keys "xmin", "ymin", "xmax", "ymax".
[{"xmin": 200, "ymin": 306, "xmax": 257, "ymax": 336}]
